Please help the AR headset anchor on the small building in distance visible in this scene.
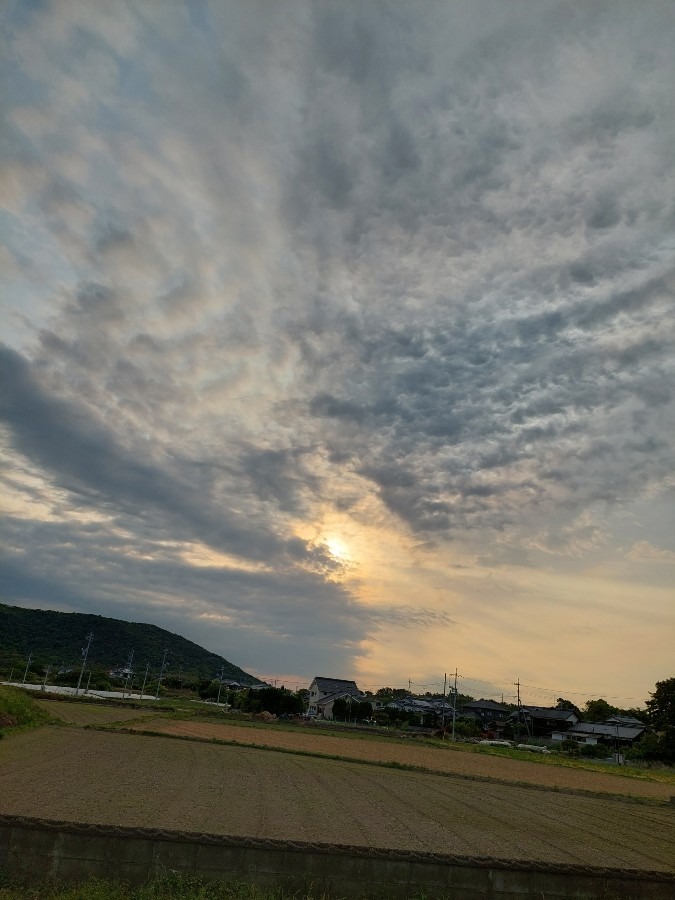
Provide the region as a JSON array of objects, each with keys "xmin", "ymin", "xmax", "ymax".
[{"xmin": 551, "ymin": 721, "xmax": 646, "ymax": 748}]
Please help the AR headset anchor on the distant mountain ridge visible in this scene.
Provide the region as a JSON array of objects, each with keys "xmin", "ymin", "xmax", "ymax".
[{"xmin": 0, "ymin": 603, "xmax": 261, "ymax": 683}]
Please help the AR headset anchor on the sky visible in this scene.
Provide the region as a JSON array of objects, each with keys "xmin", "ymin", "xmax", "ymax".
[{"xmin": 1, "ymin": 0, "xmax": 674, "ymax": 707}]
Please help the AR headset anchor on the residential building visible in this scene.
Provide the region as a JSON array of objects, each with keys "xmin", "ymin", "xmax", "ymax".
[
  {"xmin": 510, "ymin": 706, "xmax": 579, "ymax": 738},
  {"xmin": 551, "ymin": 722, "xmax": 646, "ymax": 748},
  {"xmin": 316, "ymin": 690, "xmax": 367, "ymax": 721},
  {"xmin": 460, "ymin": 700, "xmax": 511, "ymax": 725},
  {"xmin": 605, "ymin": 714, "xmax": 646, "ymax": 727},
  {"xmin": 307, "ymin": 677, "xmax": 361, "ymax": 716}
]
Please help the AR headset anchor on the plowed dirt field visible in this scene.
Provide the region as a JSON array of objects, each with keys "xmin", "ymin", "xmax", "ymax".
[
  {"xmin": 127, "ymin": 717, "xmax": 674, "ymax": 800},
  {"xmin": 1, "ymin": 727, "xmax": 673, "ymax": 872}
]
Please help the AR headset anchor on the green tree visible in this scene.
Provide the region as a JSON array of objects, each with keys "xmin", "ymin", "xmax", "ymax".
[
  {"xmin": 559, "ymin": 739, "xmax": 580, "ymax": 757},
  {"xmin": 332, "ymin": 697, "xmax": 372, "ymax": 722},
  {"xmin": 238, "ymin": 687, "xmax": 303, "ymax": 716},
  {"xmin": 556, "ymin": 698, "xmax": 580, "ymax": 714},
  {"xmin": 646, "ymin": 678, "xmax": 675, "ymax": 731},
  {"xmin": 376, "ymin": 687, "xmax": 395, "ymax": 697},
  {"xmin": 582, "ymin": 698, "xmax": 617, "ymax": 722},
  {"xmin": 197, "ymin": 679, "xmax": 220, "ymax": 700},
  {"xmin": 453, "ymin": 719, "xmax": 482, "ymax": 738}
]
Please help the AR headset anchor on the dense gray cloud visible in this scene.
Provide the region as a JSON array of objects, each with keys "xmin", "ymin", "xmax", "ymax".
[{"xmin": 1, "ymin": 0, "xmax": 674, "ymax": 681}]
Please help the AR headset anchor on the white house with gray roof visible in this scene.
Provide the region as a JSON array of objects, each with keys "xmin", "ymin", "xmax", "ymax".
[{"xmin": 307, "ymin": 677, "xmax": 362, "ymax": 716}]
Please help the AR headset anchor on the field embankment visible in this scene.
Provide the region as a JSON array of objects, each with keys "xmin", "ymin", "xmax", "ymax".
[
  {"xmin": 0, "ymin": 686, "xmax": 53, "ymax": 733},
  {"xmin": 122, "ymin": 716, "xmax": 675, "ymax": 800},
  {"xmin": 34, "ymin": 699, "xmax": 159, "ymax": 727}
]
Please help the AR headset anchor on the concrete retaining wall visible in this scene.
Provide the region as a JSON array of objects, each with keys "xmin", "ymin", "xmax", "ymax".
[{"xmin": 1, "ymin": 815, "xmax": 673, "ymax": 898}]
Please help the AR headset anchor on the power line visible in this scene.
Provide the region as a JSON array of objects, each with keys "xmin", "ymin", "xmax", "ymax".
[
  {"xmin": 247, "ymin": 672, "xmax": 647, "ymax": 705},
  {"xmin": 517, "ymin": 683, "xmax": 646, "ymax": 701}
]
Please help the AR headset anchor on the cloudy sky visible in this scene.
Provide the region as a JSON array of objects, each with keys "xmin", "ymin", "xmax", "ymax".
[{"xmin": 1, "ymin": 0, "xmax": 674, "ymax": 705}]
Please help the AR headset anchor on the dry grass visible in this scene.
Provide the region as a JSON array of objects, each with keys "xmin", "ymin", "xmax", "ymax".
[
  {"xmin": 0, "ymin": 726, "xmax": 673, "ymax": 872},
  {"xmin": 34, "ymin": 700, "xmax": 158, "ymax": 727},
  {"xmin": 125, "ymin": 717, "xmax": 675, "ymax": 801}
]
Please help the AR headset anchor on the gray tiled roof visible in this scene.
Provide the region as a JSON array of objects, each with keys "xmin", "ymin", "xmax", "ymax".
[
  {"xmin": 568, "ymin": 723, "xmax": 645, "ymax": 740},
  {"xmin": 462, "ymin": 700, "xmax": 510, "ymax": 712},
  {"xmin": 312, "ymin": 677, "xmax": 360, "ymax": 695},
  {"xmin": 605, "ymin": 714, "xmax": 646, "ymax": 726},
  {"xmin": 519, "ymin": 706, "xmax": 578, "ymax": 720}
]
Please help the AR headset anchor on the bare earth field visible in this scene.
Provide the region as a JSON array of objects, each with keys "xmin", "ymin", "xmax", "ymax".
[
  {"xmin": 127, "ymin": 717, "xmax": 674, "ymax": 800},
  {"xmin": 34, "ymin": 700, "xmax": 158, "ymax": 727},
  {"xmin": 0, "ymin": 726, "xmax": 673, "ymax": 872}
]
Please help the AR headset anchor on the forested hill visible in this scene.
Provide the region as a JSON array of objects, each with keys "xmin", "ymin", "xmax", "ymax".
[{"xmin": 0, "ymin": 603, "xmax": 261, "ymax": 683}]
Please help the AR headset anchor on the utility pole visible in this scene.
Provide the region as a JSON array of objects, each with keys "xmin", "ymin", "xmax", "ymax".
[
  {"xmin": 514, "ymin": 678, "xmax": 531, "ymax": 739},
  {"xmin": 515, "ymin": 679, "xmax": 521, "ymax": 740},
  {"xmin": 76, "ymin": 633, "xmax": 93, "ymax": 696},
  {"xmin": 216, "ymin": 666, "xmax": 224, "ymax": 707},
  {"xmin": 451, "ymin": 668, "xmax": 458, "ymax": 742},
  {"xmin": 85, "ymin": 670, "xmax": 92, "ymax": 694},
  {"xmin": 123, "ymin": 649, "xmax": 134, "ymax": 699},
  {"xmin": 140, "ymin": 661, "xmax": 150, "ymax": 700},
  {"xmin": 440, "ymin": 672, "xmax": 448, "ymax": 739},
  {"xmin": 155, "ymin": 649, "xmax": 168, "ymax": 700},
  {"xmin": 42, "ymin": 665, "xmax": 52, "ymax": 692},
  {"xmin": 22, "ymin": 653, "xmax": 32, "ymax": 684}
]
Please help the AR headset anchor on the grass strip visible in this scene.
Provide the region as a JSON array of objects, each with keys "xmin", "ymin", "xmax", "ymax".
[
  {"xmin": 90, "ymin": 724, "xmax": 666, "ymax": 806},
  {"xmin": 0, "ymin": 686, "xmax": 56, "ymax": 735},
  {"xmin": 0, "ymin": 872, "xmax": 341, "ymax": 900},
  {"xmin": 109, "ymin": 713, "xmax": 675, "ymax": 786}
]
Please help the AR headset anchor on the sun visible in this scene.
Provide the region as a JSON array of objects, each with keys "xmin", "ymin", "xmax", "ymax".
[{"xmin": 325, "ymin": 536, "xmax": 351, "ymax": 562}]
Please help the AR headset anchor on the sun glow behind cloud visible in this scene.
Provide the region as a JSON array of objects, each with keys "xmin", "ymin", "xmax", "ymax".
[{"xmin": 0, "ymin": 0, "xmax": 674, "ymax": 700}]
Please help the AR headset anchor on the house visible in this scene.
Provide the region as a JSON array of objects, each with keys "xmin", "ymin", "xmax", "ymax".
[
  {"xmin": 109, "ymin": 667, "xmax": 134, "ymax": 679},
  {"xmin": 460, "ymin": 700, "xmax": 511, "ymax": 725},
  {"xmin": 307, "ymin": 677, "xmax": 361, "ymax": 716},
  {"xmin": 316, "ymin": 690, "xmax": 367, "ymax": 720},
  {"xmin": 384, "ymin": 696, "xmax": 441, "ymax": 726},
  {"xmin": 605, "ymin": 714, "xmax": 646, "ymax": 727},
  {"xmin": 551, "ymin": 722, "xmax": 646, "ymax": 748},
  {"xmin": 510, "ymin": 706, "xmax": 579, "ymax": 738}
]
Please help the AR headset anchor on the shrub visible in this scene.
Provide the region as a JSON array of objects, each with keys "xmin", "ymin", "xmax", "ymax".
[
  {"xmin": 626, "ymin": 728, "xmax": 675, "ymax": 764},
  {"xmin": 578, "ymin": 743, "xmax": 611, "ymax": 759},
  {"xmin": 559, "ymin": 739, "xmax": 580, "ymax": 757}
]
